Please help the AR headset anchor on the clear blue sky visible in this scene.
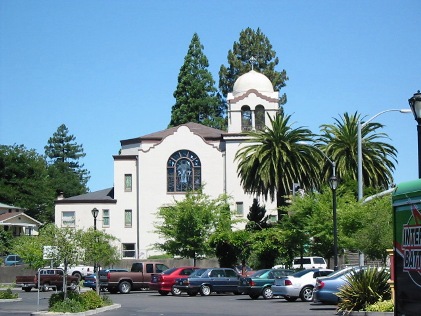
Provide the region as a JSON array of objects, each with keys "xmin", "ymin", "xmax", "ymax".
[{"xmin": 1, "ymin": 1, "xmax": 420, "ymax": 192}]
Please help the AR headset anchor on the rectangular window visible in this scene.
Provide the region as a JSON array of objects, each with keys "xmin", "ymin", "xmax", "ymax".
[
  {"xmin": 62, "ymin": 211, "xmax": 75, "ymax": 227},
  {"xmin": 124, "ymin": 174, "xmax": 132, "ymax": 192},
  {"xmin": 236, "ymin": 202, "xmax": 244, "ymax": 216},
  {"xmin": 125, "ymin": 210, "xmax": 132, "ymax": 227},
  {"xmin": 122, "ymin": 243, "xmax": 135, "ymax": 258},
  {"xmin": 102, "ymin": 209, "xmax": 110, "ymax": 227}
]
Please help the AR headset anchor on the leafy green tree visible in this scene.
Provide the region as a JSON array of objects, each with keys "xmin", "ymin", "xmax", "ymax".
[
  {"xmin": 0, "ymin": 228, "xmax": 13, "ymax": 255},
  {"xmin": 11, "ymin": 224, "xmax": 120, "ymax": 297},
  {"xmin": 81, "ymin": 227, "xmax": 120, "ymax": 295},
  {"xmin": 209, "ymin": 229, "xmax": 252, "ymax": 269},
  {"xmin": 235, "ymin": 112, "xmax": 322, "ymax": 219},
  {"xmin": 154, "ymin": 190, "xmax": 232, "ymax": 266},
  {"xmin": 245, "ymin": 198, "xmax": 271, "ymax": 231},
  {"xmin": 0, "ymin": 144, "xmax": 55, "ymax": 222},
  {"xmin": 249, "ymin": 227, "xmax": 291, "ymax": 269},
  {"xmin": 45, "ymin": 124, "xmax": 90, "ymax": 197},
  {"xmin": 219, "ymin": 27, "xmax": 288, "ymax": 104},
  {"xmin": 318, "ymin": 112, "xmax": 397, "ymax": 196},
  {"xmin": 341, "ymin": 195, "xmax": 392, "ymax": 263},
  {"xmin": 169, "ymin": 33, "xmax": 226, "ymax": 130}
]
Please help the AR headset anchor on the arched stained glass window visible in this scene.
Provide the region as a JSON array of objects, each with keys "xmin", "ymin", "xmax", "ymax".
[
  {"xmin": 255, "ymin": 105, "xmax": 265, "ymax": 130},
  {"xmin": 167, "ymin": 150, "xmax": 201, "ymax": 192},
  {"xmin": 241, "ymin": 105, "xmax": 252, "ymax": 132}
]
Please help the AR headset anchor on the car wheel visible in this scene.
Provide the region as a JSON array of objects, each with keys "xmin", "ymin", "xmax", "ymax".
[
  {"xmin": 69, "ymin": 281, "xmax": 78, "ymax": 291},
  {"xmin": 300, "ymin": 286, "xmax": 314, "ymax": 302},
  {"xmin": 284, "ymin": 295, "xmax": 298, "ymax": 302},
  {"xmin": 119, "ymin": 281, "xmax": 132, "ymax": 294},
  {"xmin": 262, "ymin": 286, "xmax": 273, "ymax": 299},
  {"xmin": 187, "ymin": 290, "xmax": 198, "ymax": 296},
  {"xmin": 200, "ymin": 285, "xmax": 211, "ymax": 296},
  {"xmin": 23, "ymin": 287, "xmax": 32, "ymax": 292},
  {"xmin": 42, "ymin": 283, "xmax": 50, "ymax": 292},
  {"xmin": 158, "ymin": 290, "xmax": 169, "ymax": 296},
  {"xmin": 72, "ymin": 272, "xmax": 82, "ymax": 282},
  {"xmin": 171, "ymin": 285, "xmax": 181, "ymax": 296},
  {"xmin": 249, "ymin": 293, "xmax": 260, "ymax": 300}
]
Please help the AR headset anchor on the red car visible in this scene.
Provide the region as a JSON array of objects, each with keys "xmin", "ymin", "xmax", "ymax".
[{"xmin": 149, "ymin": 266, "xmax": 200, "ymax": 295}]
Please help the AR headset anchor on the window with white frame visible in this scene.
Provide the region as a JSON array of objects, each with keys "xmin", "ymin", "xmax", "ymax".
[
  {"xmin": 102, "ymin": 209, "xmax": 110, "ymax": 227},
  {"xmin": 124, "ymin": 174, "xmax": 132, "ymax": 192},
  {"xmin": 62, "ymin": 211, "xmax": 75, "ymax": 227},
  {"xmin": 122, "ymin": 243, "xmax": 136, "ymax": 258},
  {"xmin": 125, "ymin": 210, "xmax": 132, "ymax": 227}
]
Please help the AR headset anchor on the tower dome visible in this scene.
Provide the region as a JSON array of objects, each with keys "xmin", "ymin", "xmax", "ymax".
[{"xmin": 232, "ymin": 70, "xmax": 274, "ymax": 95}]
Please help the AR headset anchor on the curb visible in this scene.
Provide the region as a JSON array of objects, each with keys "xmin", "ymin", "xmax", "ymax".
[
  {"xmin": 0, "ymin": 298, "xmax": 22, "ymax": 302},
  {"xmin": 30, "ymin": 303, "xmax": 121, "ymax": 316}
]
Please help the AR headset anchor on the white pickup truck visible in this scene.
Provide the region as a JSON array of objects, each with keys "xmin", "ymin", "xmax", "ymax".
[{"xmin": 59, "ymin": 264, "xmax": 95, "ymax": 281}]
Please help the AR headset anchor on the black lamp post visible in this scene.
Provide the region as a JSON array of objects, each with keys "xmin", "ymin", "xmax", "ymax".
[
  {"xmin": 91, "ymin": 207, "xmax": 100, "ymax": 295},
  {"xmin": 409, "ymin": 90, "xmax": 421, "ymax": 178},
  {"xmin": 328, "ymin": 175, "xmax": 339, "ymax": 271}
]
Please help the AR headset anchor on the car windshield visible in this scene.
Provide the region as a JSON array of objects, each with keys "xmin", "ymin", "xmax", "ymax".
[
  {"xmin": 162, "ymin": 267, "xmax": 178, "ymax": 275},
  {"xmin": 327, "ymin": 267, "xmax": 356, "ymax": 278},
  {"xmin": 189, "ymin": 268, "xmax": 208, "ymax": 277},
  {"xmin": 291, "ymin": 269, "xmax": 315, "ymax": 278},
  {"xmin": 250, "ymin": 269, "xmax": 269, "ymax": 278}
]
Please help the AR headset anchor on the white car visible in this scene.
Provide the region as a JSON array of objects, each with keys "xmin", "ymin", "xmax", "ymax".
[{"xmin": 272, "ymin": 268, "xmax": 333, "ymax": 302}]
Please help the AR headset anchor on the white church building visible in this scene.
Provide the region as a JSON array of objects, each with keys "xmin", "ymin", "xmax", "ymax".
[{"xmin": 55, "ymin": 70, "xmax": 281, "ymax": 259}]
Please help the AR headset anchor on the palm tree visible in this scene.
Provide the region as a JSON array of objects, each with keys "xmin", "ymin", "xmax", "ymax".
[
  {"xmin": 318, "ymin": 112, "xmax": 397, "ymax": 192},
  {"xmin": 235, "ymin": 112, "xmax": 322, "ymax": 219}
]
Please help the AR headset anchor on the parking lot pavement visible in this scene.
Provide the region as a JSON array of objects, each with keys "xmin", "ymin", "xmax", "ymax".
[{"xmin": 0, "ymin": 288, "xmax": 339, "ymax": 316}]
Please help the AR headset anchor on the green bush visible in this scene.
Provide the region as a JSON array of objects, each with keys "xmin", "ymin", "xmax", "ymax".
[
  {"xmin": 336, "ymin": 267, "xmax": 391, "ymax": 313},
  {"xmin": 49, "ymin": 298, "xmax": 86, "ymax": 313},
  {"xmin": 49, "ymin": 290, "xmax": 112, "ymax": 312},
  {"xmin": 0, "ymin": 288, "xmax": 18, "ymax": 299},
  {"xmin": 80, "ymin": 290, "xmax": 104, "ymax": 309},
  {"xmin": 365, "ymin": 299, "xmax": 394, "ymax": 312},
  {"xmin": 49, "ymin": 291, "xmax": 82, "ymax": 308}
]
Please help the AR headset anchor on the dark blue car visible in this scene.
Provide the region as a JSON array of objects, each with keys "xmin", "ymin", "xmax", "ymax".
[
  {"xmin": 173, "ymin": 267, "xmax": 241, "ymax": 296},
  {"xmin": 83, "ymin": 268, "xmax": 128, "ymax": 291}
]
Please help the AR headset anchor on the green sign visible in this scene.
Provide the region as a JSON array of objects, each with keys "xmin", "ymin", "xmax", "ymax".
[{"xmin": 392, "ymin": 179, "xmax": 421, "ymax": 316}]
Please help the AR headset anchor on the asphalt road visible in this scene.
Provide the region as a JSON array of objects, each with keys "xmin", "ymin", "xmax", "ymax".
[{"xmin": 0, "ymin": 288, "xmax": 339, "ymax": 316}]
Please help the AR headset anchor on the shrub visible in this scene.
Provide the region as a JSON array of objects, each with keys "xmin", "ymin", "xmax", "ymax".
[
  {"xmin": 80, "ymin": 290, "xmax": 104, "ymax": 309},
  {"xmin": 365, "ymin": 299, "xmax": 394, "ymax": 312},
  {"xmin": 49, "ymin": 298, "xmax": 85, "ymax": 313},
  {"xmin": 49, "ymin": 290, "xmax": 112, "ymax": 312},
  {"xmin": 49, "ymin": 291, "xmax": 82, "ymax": 308},
  {"xmin": 336, "ymin": 267, "xmax": 391, "ymax": 313},
  {"xmin": 0, "ymin": 288, "xmax": 18, "ymax": 299}
]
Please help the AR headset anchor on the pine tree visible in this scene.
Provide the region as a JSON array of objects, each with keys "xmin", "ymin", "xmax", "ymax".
[
  {"xmin": 44, "ymin": 124, "xmax": 90, "ymax": 197},
  {"xmin": 219, "ymin": 27, "xmax": 288, "ymax": 105},
  {"xmin": 169, "ymin": 33, "xmax": 226, "ymax": 130},
  {"xmin": 245, "ymin": 198, "xmax": 271, "ymax": 231}
]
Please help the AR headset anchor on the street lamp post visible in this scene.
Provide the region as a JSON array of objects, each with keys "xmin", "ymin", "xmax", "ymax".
[
  {"xmin": 297, "ymin": 142, "xmax": 338, "ymax": 270},
  {"xmin": 328, "ymin": 175, "xmax": 338, "ymax": 271},
  {"xmin": 357, "ymin": 109, "xmax": 411, "ymax": 201},
  {"xmin": 91, "ymin": 208, "xmax": 99, "ymax": 295},
  {"xmin": 408, "ymin": 91, "xmax": 421, "ymax": 178}
]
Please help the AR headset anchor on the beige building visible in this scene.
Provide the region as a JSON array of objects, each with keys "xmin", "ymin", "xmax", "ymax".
[{"xmin": 55, "ymin": 70, "xmax": 281, "ymax": 259}]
